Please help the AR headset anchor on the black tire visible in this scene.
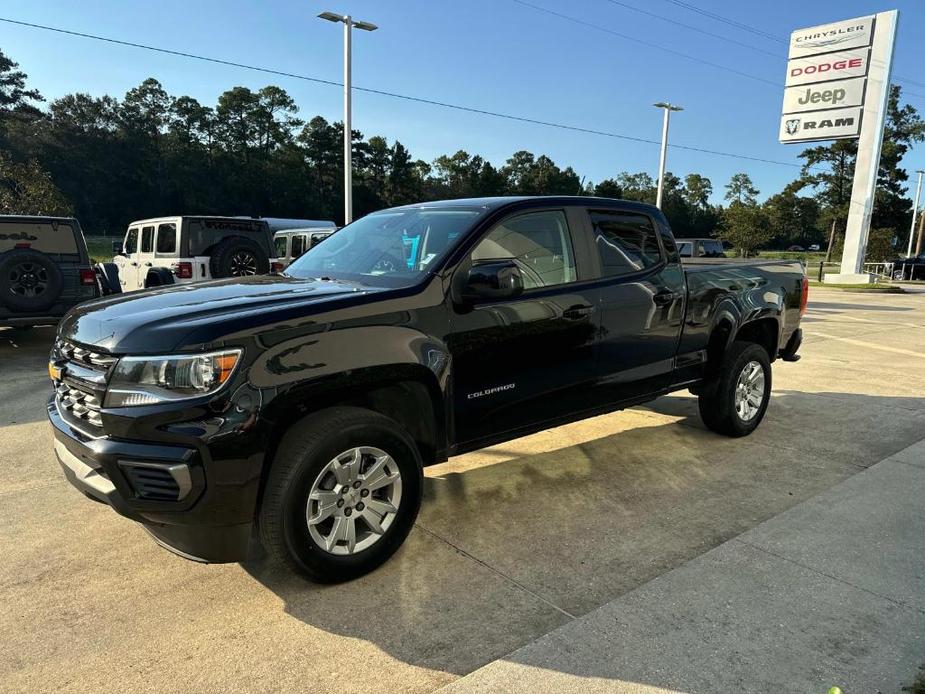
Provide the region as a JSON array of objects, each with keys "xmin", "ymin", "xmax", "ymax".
[
  {"xmin": 144, "ymin": 267, "xmax": 175, "ymax": 288},
  {"xmin": 209, "ymin": 236, "xmax": 269, "ymax": 278},
  {"xmin": 0, "ymin": 248, "xmax": 64, "ymax": 312},
  {"xmin": 698, "ymin": 341, "xmax": 772, "ymax": 438},
  {"xmin": 95, "ymin": 263, "xmax": 122, "ymax": 295},
  {"xmin": 258, "ymin": 406, "xmax": 423, "ymax": 582}
]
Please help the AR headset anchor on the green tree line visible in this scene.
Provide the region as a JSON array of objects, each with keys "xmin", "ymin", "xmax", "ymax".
[{"xmin": 0, "ymin": 48, "xmax": 922, "ymax": 260}]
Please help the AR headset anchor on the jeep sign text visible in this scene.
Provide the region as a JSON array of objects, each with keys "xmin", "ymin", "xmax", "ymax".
[{"xmin": 782, "ymin": 77, "xmax": 866, "ymax": 114}]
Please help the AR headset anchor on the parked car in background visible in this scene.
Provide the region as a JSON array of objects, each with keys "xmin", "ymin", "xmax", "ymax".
[
  {"xmin": 49, "ymin": 196, "xmax": 807, "ymax": 582},
  {"xmin": 676, "ymin": 238, "xmax": 726, "ymax": 258},
  {"xmin": 0, "ymin": 216, "xmax": 99, "ymax": 328},
  {"xmin": 889, "ymin": 252, "xmax": 925, "ymax": 280},
  {"xmin": 787, "ymin": 245, "xmax": 805, "ymax": 252},
  {"xmin": 274, "ymin": 227, "xmax": 337, "ymax": 269},
  {"xmin": 808, "ymin": 244, "xmax": 821, "ymax": 251},
  {"xmin": 104, "ymin": 216, "xmax": 280, "ymax": 292},
  {"xmin": 255, "ymin": 217, "xmax": 336, "ymax": 234}
]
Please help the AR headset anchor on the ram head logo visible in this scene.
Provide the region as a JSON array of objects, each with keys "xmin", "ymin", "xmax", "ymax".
[{"xmin": 785, "ymin": 118, "xmax": 801, "ymax": 135}]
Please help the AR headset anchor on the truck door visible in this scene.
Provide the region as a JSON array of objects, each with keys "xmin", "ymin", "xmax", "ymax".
[
  {"xmin": 134, "ymin": 225, "xmax": 156, "ymax": 287},
  {"xmin": 586, "ymin": 207, "xmax": 686, "ymax": 403},
  {"xmin": 449, "ymin": 208, "xmax": 599, "ymax": 445},
  {"xmin": 115, "ymin": 227, "xmax": 140, "ymax": 291}
]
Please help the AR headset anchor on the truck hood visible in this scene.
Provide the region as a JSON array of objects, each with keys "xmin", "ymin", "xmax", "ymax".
[{"xmin": 59, "ymin": 275, "xmax": 387, "ymax": 353}]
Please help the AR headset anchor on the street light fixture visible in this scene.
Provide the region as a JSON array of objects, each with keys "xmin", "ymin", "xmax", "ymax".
[
  {"xmin": 653, "ymin": 102, "xmax": 683, "ymax": 210},
  {"xmin": 318, "ymin": 11, "xmax": 378, "ymax": 225}
]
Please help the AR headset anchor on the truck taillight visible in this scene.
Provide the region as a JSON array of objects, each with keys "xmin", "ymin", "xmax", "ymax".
[
  {"xmin": 175, "ymin": 262, "xmax": 193, "ymax": 279},
  {"xmin": 79, "ymin": 268, "xmax": 97, "ymax": 286},
  {"xmin": 800, "ymin": 276, "xmax": 809, "ymax": 315},
  {"xmin": 270, "ymin": 261, "xmax": 285, "ymax": 273}
]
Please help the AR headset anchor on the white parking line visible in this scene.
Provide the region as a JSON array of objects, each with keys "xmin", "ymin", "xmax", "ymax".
[{"xmin": 808, "ymin": 331, "xmax": 925, "ymax": 359}]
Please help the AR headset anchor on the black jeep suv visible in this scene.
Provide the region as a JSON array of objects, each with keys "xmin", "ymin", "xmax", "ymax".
[{"xmin": 0, "ymin": 216, "xmax": 99, "ymax": 328}]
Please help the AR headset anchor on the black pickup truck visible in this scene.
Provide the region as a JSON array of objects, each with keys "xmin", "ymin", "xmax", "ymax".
[{"xmin": 47, "ymin": 196, "xmax": 806, "ymax": 581}]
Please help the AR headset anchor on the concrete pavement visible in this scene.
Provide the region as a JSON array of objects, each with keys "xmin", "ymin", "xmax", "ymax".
[
  {"xmin": 439, "ymin": 443, "xmax": 925, "ymax": 694},
  {"xmin": 2, "ymin": 287, "xmax": 924, "ymax": 693}
]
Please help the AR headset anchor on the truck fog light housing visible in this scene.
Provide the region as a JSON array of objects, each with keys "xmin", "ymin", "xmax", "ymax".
[{"xmin": 104, "ymin": 349, "xmax": 242, "ymax": 407}]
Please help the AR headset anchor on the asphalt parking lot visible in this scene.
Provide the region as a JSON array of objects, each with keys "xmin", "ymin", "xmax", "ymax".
[{"xmin": 2, "ymin": 287, "xmax": 925, "ymax": 693}]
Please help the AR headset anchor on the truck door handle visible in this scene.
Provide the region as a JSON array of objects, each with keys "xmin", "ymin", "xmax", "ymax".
[
  {"xmin": 130, "ymin": 262, "xmax": 139, "ymax": 267},
  {"xmin": 144, "ymin": 262, "xmax": 152, "ymax": 267},
  {"xmin": 563, "ymin": 304, "xmax": 594, "ymax": 320},
  {"xmin": 653, "ymin": 290, "xmax": 675, "ymax": 307}
]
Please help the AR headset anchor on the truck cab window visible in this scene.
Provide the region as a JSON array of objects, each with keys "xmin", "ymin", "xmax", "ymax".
[
  {"xmin": 471, "ymin": 210, "xmax": 576, "ymax": 289},
  {"xmin": 156, "ymin": 223, "xmax": 177, "ymax": 255},
  {"xmin": 124, "ymin": 228, "xmax": 139, "ymax": 254},
  {"xmin": 291, "ymin": 235, "xmax": 306, "ymax": 258},
  {"xmin": 590, "ymin": 210, "xmax": 662, "ymax": 276},
  {"xmin": 141, "ymin": 226, "xmax": 154, "ymax": 253}
]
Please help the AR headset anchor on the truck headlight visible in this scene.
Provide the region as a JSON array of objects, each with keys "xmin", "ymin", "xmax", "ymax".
[{"xmin": 104, "ymin": 349, "xmax": 242, "ymax": 407}]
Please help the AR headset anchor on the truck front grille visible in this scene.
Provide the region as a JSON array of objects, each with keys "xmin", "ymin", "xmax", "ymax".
[
  {"xmin": 56, "ymin": 381, "xmax": 103, "ymax": 430},
  {"xmin": 56, "ymin": 340, "xmax": 118, "ymax": 370}
]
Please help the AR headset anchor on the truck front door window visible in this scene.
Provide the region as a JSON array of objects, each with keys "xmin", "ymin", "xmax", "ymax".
[
  {"xmin": 470, "ymin": 210, "xmax": 576, "ymax": 289},
  {"xmin": 124, "ymin": 228, "xmax": 139, "ymax": 254}
]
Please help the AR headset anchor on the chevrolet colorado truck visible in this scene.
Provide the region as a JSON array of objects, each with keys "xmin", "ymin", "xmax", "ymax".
[{"xmin": 47, "ymin": 196, "xmax": 806, "ymax": 582}]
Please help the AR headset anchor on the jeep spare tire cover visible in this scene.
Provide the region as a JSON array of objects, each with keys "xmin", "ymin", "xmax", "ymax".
[
  {"xmin": 209, "ymin": 236, "xmax": 270, "ymax": 278},
  {"xmin": 0, "ymin": 248, "xmax": 64, "ymax": 312}
]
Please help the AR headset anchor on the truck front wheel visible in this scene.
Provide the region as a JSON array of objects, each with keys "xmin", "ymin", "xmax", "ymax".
[
  {"xmin": 258, "ymin": 407, "xmax": 423, "ymax": 582},
  {"xmin": 697, "ymin": 341, "xmax": 771, "ymax": 437}
]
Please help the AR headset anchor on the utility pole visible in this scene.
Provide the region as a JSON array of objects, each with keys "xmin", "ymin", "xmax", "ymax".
[
  {"xmin": 653, "ymin": 102, "xmax": 682, "ymax": 210},
  {"xmin": 907, "ymin": 169, "xmax": 924, "ymax": 257},
  {"xmin": 916, "ymin": 209, "xmax": 925, "ymax": 257},
  {"xmin": 318, "ymin": 11, "xmax": 378, "ymax": 225}
]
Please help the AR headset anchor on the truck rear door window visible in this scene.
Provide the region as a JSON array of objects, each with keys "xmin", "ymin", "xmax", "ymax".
[
  {"xmin": 0, "ymin": 221, "xmax": 79, "ymax": 255},
  {"xmin": 590, "ymin": 210, "xmax": 662, "ymax": 276},
  {"xmin": 471, "ymin": 210, "xmax": 576, "ymax": 289},
  {"xmin": 141, "ymin": 226, "xmax": 154, "ymax": 253},
  {"xmin": 156, "ymin": 223, "xmax": 177, "ymax": 255}
]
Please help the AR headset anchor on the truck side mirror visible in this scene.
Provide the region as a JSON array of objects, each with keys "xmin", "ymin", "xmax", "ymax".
[
  {"xmin": 461, "ymin": 260, "xmax": 524, "ymax": 303},
  {"xmin": 112, "ymin": 241, "xmax": 124, "ymax": 255}
]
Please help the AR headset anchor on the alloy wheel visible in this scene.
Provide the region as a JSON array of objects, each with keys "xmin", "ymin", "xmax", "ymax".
[
  {"xmin": 8, "ymin": 262, "xmax": 49, "ymax": 297},
  {"xmin": 306, "ymin": 446, "xmax": 403, "ymax": 555},
  {"xmin": 734, "ymin": 360, "xmax": 765, "ymax": 421},
  {"xmin": 230, "ymin": 251, "xmax": 259, "ymax": 276}
]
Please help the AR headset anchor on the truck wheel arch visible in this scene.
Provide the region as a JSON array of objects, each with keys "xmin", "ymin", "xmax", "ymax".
[
  {"xmin": 261, "ymin": 369, "xmax": 447, "ymax": 474},
  {"xmin": 706, "ymin": 314, "xmax": 780, "ymax": 376}
]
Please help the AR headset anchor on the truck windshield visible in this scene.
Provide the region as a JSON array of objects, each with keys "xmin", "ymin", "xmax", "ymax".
[{"xmin": 286, "ymin": 207, "xmax": 483, "ymax": 287}]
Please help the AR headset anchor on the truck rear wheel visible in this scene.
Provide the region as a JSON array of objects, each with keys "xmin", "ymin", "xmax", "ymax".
[
  {"xmin": 258, "ymin": 407, "xmax": 423, "ymax": 582},
  {"xmin": 698, "ymin": 341, "xmax": 771, "ymax": 437}
]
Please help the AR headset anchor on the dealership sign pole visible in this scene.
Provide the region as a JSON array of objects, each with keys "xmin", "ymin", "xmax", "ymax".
[{"xmin": 779, "ymin": 10, "xmax": 898, "ymax": 284}]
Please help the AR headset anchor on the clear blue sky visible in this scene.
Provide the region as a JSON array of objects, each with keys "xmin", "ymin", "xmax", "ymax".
[{"xmin": 2, "ymin": 0, "xmax": 923, "ymax": 204}]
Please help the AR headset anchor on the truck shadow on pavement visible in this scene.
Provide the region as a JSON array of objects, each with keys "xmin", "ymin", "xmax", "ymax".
[
  {"xmin": 0, "ymin": 326, "xmax": 58, "ymax": 427},
  {"xmin": 242, "ymin": 390, "xmax": 925, "ymax": 678}
]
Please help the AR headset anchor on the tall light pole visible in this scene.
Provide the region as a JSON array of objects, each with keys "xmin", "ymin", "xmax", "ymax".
[
  {"xmin": 653, "ymin": 102, "xmax": 683, "ymax": 210},
  {"xmin": 906, "ymin": 169, "xmax": 924, "ymax": 257},
  {"xmin": 318, "ymin": 11, "xmax": 377, "ymax": 225}
]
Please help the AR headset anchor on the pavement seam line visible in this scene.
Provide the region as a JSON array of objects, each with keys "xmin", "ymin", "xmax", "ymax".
[
  {"xmin": 414, "ymin": 522, "xmax": 578, "ymax": 620},
  {"xmin": 732, "ymin": 536, "xmax": 924, "ymax": 615}
]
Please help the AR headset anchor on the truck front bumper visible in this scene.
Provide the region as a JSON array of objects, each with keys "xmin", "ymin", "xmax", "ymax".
[{"xmin": 48, "ymin": 397, "xmax": 259, "ymax": 563}]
